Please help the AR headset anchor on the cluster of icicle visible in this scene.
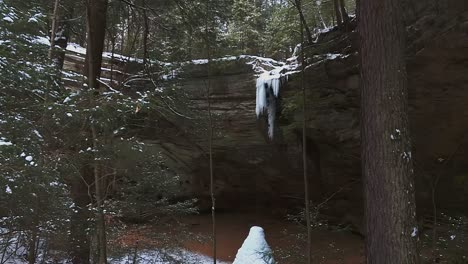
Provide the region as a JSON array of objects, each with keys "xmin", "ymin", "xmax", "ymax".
[
  {"xmin": 254, "ymin": 45, "xmax": 300, "ymax": 139},
  {"xmin": 255, "ymin": 69, "xmax": 288, "ymax": 139}
]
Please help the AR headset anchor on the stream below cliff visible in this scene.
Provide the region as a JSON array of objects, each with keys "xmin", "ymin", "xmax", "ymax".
[
  {"xmin": 115, "ymin": 210, "xmax": 364, "ymax": 263},
  {"xmin": 184, "ymin": 212, "xmax": 363, "ymax": 263}
]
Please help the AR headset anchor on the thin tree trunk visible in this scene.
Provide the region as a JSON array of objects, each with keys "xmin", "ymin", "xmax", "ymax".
[
  {"xmin": 28, "ymin": 167, "xmax": 41, "ymax": 264},
  {"xmin": 205, "ymin": 3, "xmax": 216, "ymax": 263},
  {"xmin": 126, "ymin": 9, "xmax": 133, "ymax": 55},
  {"xmin": 333, "ymin": 0, "xmax": 343, "ymax": 28},
  {"xmin": 128, "ymin": 25, "xmax": 142, "ymax": 57},
  {"xmin": 39, "ymin": 237, "xmax": 49, "ymax": 264},
  {"xmin": 85, "ymin": 2, "xmax": 96, "ymax": 89},
  {"xmin": 70, "ymin": 174, "xmax": 91, "ymax": 264},
  {"xmin": 91, "ymin": 125, "xmax": 107, "ymax": 264},
  {"xmin": 294, "ymin": 0, "xmax": 314, "ymax": 44},
  {"xmin": 142, "ymin": 0, "xmax": 149, "ymax": 65},
  {"xmin": 0, "ymin": 220, "xmax": 14, "ymax": 264},
  {"xmin": 110, "ymin": 37, "xmax": 115, "ymax": 85},
  {"xmin": 316, "ymin": 3, "xmax": 327, "ymax": 29},
  {"xmin": 339, "ymin": 0, "xmax": 350, "ymax": 28},
  {"xmin": 188, "ymin": 27, "xmax": 193, "ymax": 60},
  {"xmin": 300, "ymin": 9, "xmax": 312, "ymax": 264},
  {"xmin": 358, "ymin": 0, "xmax": 419, "ymax": 262},
  {"xmin": 55, "ymin": 26, "xmax": 69, "ymax": 70},
  {"xmin": 85, "ymin": 1, "xmax": 108, "ymax": 263},
  {"xmin": 27, "ymin": 227, "xmax": 38, "ymax": 264},
  {"xmin": 84, "ymin": 0, "xmax": 109, "ymax": 90},
  {"xmin": 48, "ymin": 0, "xmax": 60, "ymax": 59},
  {"xmin": 431, "ymin": 174, "xmax": 440, "ymax": 261},
  {"xmin": 55, "ymin": 1, "xmax": 74, "ymax": 70},
  {"xmin": 120, "ymin": 15, "xmax": 125, "ymax": 55},
  {"xmin": 131, "ymin": 240, "xmax": 139, "ymax": 264},
  {"xmin": 208, "ymin": 64, "xmax": 216, "ymax": 264}
]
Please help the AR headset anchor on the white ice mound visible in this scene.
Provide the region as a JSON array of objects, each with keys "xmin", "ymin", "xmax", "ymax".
[{"xmin": 232, "ymin": 226, "xmax": 275, "ymax": 264}]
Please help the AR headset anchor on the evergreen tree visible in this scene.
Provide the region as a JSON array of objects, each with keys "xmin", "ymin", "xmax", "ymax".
[{"xmin": 228, "ymin": 0, "xmax": 263, "ymax": 55}]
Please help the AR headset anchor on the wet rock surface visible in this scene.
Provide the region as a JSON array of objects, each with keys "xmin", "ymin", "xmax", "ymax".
[{"xmin": 62, "ymin": 7, "xmax": 468, "ymax": 223}]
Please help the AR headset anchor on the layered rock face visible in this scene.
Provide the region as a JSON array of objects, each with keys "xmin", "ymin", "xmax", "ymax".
[
  {"xmin": 62, "ymin": 2, "xmax": 468, "ymax": 219},
  {"xmin": 178, "ymin": 10, "xmax": 468, "ymax": 216}
]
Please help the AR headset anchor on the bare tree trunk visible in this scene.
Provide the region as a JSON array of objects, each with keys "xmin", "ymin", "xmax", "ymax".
[
  {"xmin": 294, "ymin": 0, "xmax": 314, "ymax": 44},
  {"xmin": 27, "ymin": 227, "xmax": 38, "ymax": 264},
  {"xmin": 188, "ymin": 27, "xmax": 193, "ymax": 60},
  {"xmin": 430, "ymin": 174, "xmax": 440, "ymax": 261},
  {"xmin": 300, "ymin": 8, "xmax": 312, "ymax": 264},
  {"xmin": 110, "ymin": 36, "xmax": 116, "ymax": 85},
  {"xmin": 142, "ymin": 0, "xmax": 149, "ymax": 65},
  {"xmin": 339, "ymin": 0, "xmax": 350, "ymax": 27},
  {"xmin": 70, "ymin": 174, "xmax": 91, "ymax": 264},
  {"xmin": 84, "ymin": 0, "xmax": 109, "ymax": 90},
  {"xmin": 208, "ymin": 67, "xmax": 216, "ymax": 264},
  {"xmin": 55, "ymin": 27, "xmax": 69, "ymax": 70},
  {"xmin": 85, "ymin": 1, "xmax": 108, "ymax": 263},
  {"xmin": 120, "ymin": 14, "xmax": 126, "ymax": 55},
  {"xmin": 316, "ymin": 2, "xmax": 327, "ymax": 29},
  {"xmin": 358, "ymin": 0, "xmax": 419, "ymax": 262},
  {"xmin": 48, "ymin": 0, "xmax": 60, "ymax": 59},
  {"xmin": 131, "ymin": 240, "xmax": 139, "ymax": 264},
  {"xmin": 333, "ymin": 0, "xmax": 343, "ymax": 28},
  {"xmin": 91, "ymin": 125, "xmax": 107, "ymax": 264},
  {"xmin": 205, "ymin": 3, "xmax": 216, "ymax": 263},
  {"xmin": 55, "ymin": 1, "xmax": 74, "ymax": 70}
]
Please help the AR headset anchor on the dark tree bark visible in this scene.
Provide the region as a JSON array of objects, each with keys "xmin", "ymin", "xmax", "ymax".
[
  {"xmin": 84, "ymin": 0, "xmax": 109, "ymax": 90},
  {"xmin": 54, "ymin": 1, "xmax": 75, "ymax": 70},
  {"xmin": 333, "ymin": 0, "xmax": 343, "ymax": 28},
  {"xmin": 358, "ymin": 0, "xmax": 419, "ymax": 263},
  {"xmin": 142, "ymin": 0, "xmax": 149, "ymax": 65},
  {"xmin": 300, "ymin": 11, "xmax": 312, "ymax": 264},
  {"xmin": 204, "ymin": 3, "xmax": 216, "ymax": 263},
  {"xmin": 82, "ymin": 1, "xmax": 109, "ymax": 263},
  {"xmin": 69, "ymin": 172, "xmax": 91, "ymax": 264},
  {"xmin": 294, "ymin": 0, "xmax": 314, "ymax": 44},
  {"xmin": 27, "ymin": 222, "xmax": 38, "ymax": 264},
  {"xmin": 48, "ymin": 0, "xmax": 60, "ymax": 60},
  {"xmin": 54, "ymin": 25, "xmax": 69, "ymax": 70},
  {"xmin": 339, "ymin": 0, "xmax": 350, "ymax": 27},
  {"xmin": 91, "ymin": 125, "xmax": 107, "ymax": 264}
]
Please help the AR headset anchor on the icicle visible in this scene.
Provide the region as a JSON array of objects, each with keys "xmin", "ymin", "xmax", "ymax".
[
  {"xmin": 255, "ymin": 71, "xmax": 283, "ymax": 139},
  {"xmin": 256, "ymin": 76, "xmax": 267, "ymax": 116},
  {"xmin": 267, "ymin": 92, "xmax": 276, "ymax": 139},
  {"xmin": 271, "ymin": 78, "xmax": 280, "ymax": 97},
  {"xmin": 254, "ymin": 54, "xmax": 300, "ymax": 139}
]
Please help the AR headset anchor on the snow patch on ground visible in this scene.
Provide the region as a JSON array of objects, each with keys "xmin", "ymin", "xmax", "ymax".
[
  {"xmin": 0, "ymin": 232, "xmax": 229, "ymax": 264},
  {"xmin": 111, "ymin": 249, "xmax": 230, "ymax": 264}
]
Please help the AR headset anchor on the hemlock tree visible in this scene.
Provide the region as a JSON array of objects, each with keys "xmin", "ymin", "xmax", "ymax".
[
  {"xmin": 85, "ymin": 0, "xmax": 109, "ymax": 263},
  {"xmin": 228, "ymin": 0, "xmax": 263, "ymax": 54},
  {"xmin": 262, "ymin": 3, "xmax": 299, "ymax": 59},
  {"xmin": 358, "ymin": 0, "xmax": 419, "ymax": 263}
]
